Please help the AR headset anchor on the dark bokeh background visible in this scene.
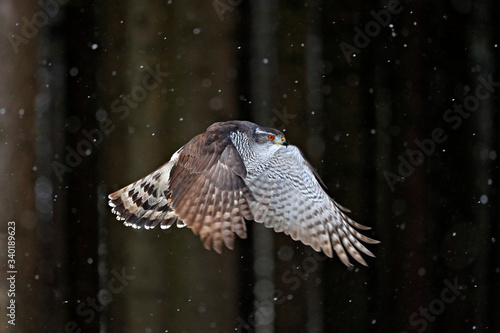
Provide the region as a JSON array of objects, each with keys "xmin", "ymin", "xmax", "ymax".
[{"xmin": 1, "ymin": 0, "xmax": 499, "ymax": 332}]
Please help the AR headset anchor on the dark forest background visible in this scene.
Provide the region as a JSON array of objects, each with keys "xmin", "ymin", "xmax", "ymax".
[{"xmin": 1, "ymin": 0, "xmax": 499, "ymax": 332}]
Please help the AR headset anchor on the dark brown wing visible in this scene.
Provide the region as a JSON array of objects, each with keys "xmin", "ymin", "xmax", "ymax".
[
  {"xmin": 109, "ymin": 122, "xmax": 254, "ymax": 253},
  {"xmin": 168, "ymin": 125, "xmax": 253, "ymax": 252}
]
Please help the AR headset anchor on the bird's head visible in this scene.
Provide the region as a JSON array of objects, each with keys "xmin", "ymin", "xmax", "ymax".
[{"xmin": 252, "ymin": 126, "xmax": 288, "ymax": 147}]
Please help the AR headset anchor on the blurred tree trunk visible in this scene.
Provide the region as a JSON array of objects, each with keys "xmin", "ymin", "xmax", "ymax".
[
  {"xmin": 249, "ymin": 0, "xmax": 279, "ymax": 332},
  {"xmin": 62, "ymin": 1, "xmax": 101, "ymax": 331},
  {"xmin": 376, "ymin": 2, "xmax": 433, "ymax": 330},
  {"xmin": 0, "ymin": 0, "xmax": 70, "ymax": 331},
  {"xmin": 467, "ymin": 0, "xmax": 494, "ymax": 329},
  {"xmin": 0, "ymin": 2, "xmax": 42, "ymax": 331},
  {"xmin": 303, "ymin": 1, "xmax": 325, "ymax": 332}
]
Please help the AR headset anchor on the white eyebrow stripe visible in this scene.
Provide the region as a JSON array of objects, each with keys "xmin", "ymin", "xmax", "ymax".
[{"xmin": 255, "ymin": 128, "xmax": 275, "ymax": 135}]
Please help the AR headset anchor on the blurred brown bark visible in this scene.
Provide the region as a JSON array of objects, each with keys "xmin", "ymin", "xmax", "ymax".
[{"xmin": 0, "ymin": 0, "xmax": 70, "ymax": 331}]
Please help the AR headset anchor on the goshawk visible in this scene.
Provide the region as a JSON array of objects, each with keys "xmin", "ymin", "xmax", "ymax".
[{"xmin": 109, "ymin": 120, "xmax": 379, "ymax": 266}]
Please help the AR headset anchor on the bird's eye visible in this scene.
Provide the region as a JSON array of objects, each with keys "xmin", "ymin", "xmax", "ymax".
[{"xmin": 268, "ymin": 135, "xmax": 275, "ymax": 140}]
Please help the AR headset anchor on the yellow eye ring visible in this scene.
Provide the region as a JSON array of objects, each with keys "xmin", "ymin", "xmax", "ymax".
[{"xmin": 268, "ymin": 134, "xmax": 275, "ymax": 140}]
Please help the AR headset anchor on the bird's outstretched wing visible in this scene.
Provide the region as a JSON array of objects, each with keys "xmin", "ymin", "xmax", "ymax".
[
  {"xmin": 109, "ymin": 124, "xmax": 254, "ymax": 252},
  {"xmin": 108, "ymin": 154, "xmax": 180, "ymax": 230},
  {"xmin": 244, "ymin": 145, "xmax": 379, "ymax": 266}
]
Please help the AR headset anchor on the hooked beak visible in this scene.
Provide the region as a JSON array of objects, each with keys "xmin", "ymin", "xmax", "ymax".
[{"xmin": 273, "ymin": 136, "xmax": 288, "ymax": 146}]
